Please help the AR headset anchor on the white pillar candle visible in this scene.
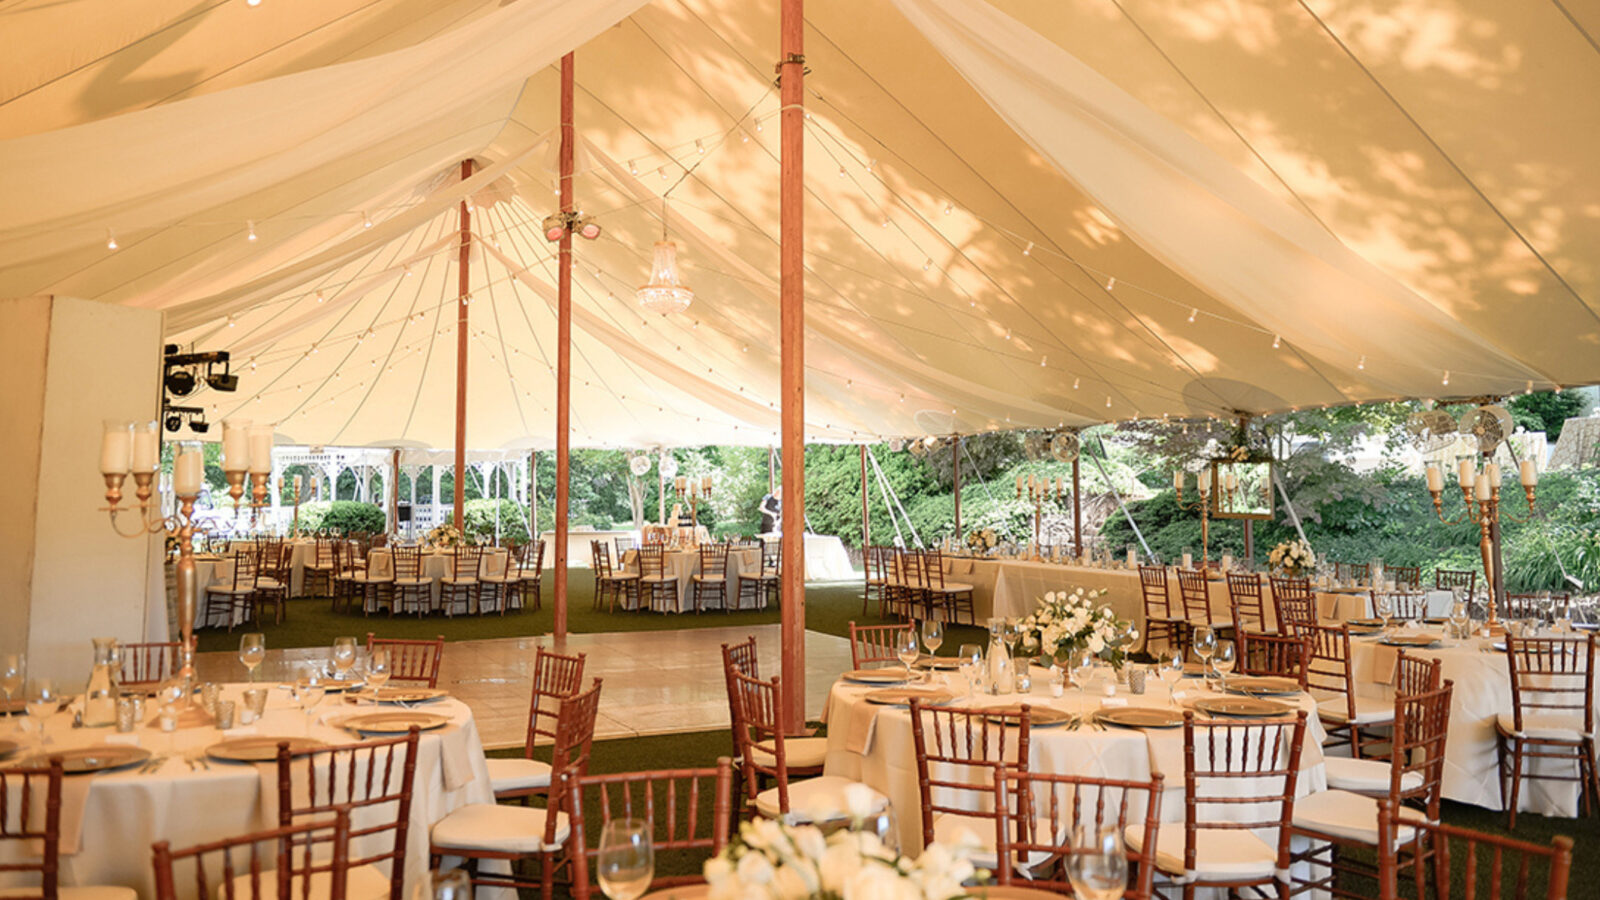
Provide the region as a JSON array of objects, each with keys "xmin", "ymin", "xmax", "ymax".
[
  {"xmin": 1173, "ymin": 470, "xmax": 1184, "ymax": 491},
  {"xmin": 1016, "ymin": 475, "xmax": 1024, "ymax": 494},
  {"xmin": 100, "ymin": 421, "xmax": 132, "ymax": 475},
  {"xmin": 173, "ymin": 447, "xmax": 203, "ymax": 496},
  {"xmin": 1458, "ymin": 458, "xmax": 1474, "ymax": 488},
  {"xmin": 1182, "ymin": 551, "xmax": 1193, "ymax": 569},
  {"xmin": 293, "ymin": 474, "xmax": 303, "ymax": 495},
  {"xmin": 1197, "ymin": 472, "xmax": 1211, "ymax": 496},
  {"xmin": 1484, "ymin": 462, "xmax": 1500, "ymax": 487},
  {"xmin": 132, "ymin": 421, "xmax": 159, "ymax": 474},
  {"xmin": 1520, "ymin": 459, "xmax": 1537, "ymax": 487},
  {"xmin": 248, "ymin": 425, "xmax": 274, "ymax": 474},
  {"xmin": 1222, "ymin": 554, "xmax": 1233, "ymax": 572},
  {"xmin": 1474, "ymin": 471, "xmax": 1491, "ymax": 501},
  {"xmin": 221, "ymin": 419, "xmax": 250, "ymax": 472},
  {"xmin": 1425, "ymin": 464, "xmax": 1443, "ymax": 493}
]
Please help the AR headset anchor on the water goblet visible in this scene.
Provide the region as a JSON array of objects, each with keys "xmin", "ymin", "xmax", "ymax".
[
  {"xmin": 1213, "ymin": 641, "xmax": 1236, "ymax": 692},
  {"xmin": 1072, "ymin": 649, "xmax": 1096, "ymax": 702},
  {"xmin": 596, "ymin": 819, "xmax": 654, "ymax": 900},
  {"xmin": 1159, "ymin": 650, "xmax": 1185, "ymax": 709},
  {"xmin": 1192, "ymin": 627, "xmax": 1217, "ymax": 682},
  {"xmin": 1065, "ymin": 824, "xmax": 1129, "ymax": 900},
  {"xmin": 920, "ymin": 619, "xmax": 944, "ymax": 682},
  {"xmin": 25, "ymin": 678, "xmax": 59, "ymax": 745},
  {"xmin": 1374, "ymin": 593, "xmax": 1394, "ymax": 637},
  {"xmin": 956, "ymin": 643, "xmax": 984, "ymax": 700},
  {"xmin": 294, "ymin": 670, "xmax": 326, "ymax": 737},
  {"xmin": 239, "ymin": 633, "xmax": 266, "ymax": 683},
  {"xmin": 366, "ymin": 648, "xmax": 391, "ymax": 702},
  {"xmin": 895, "ymin": 629, "xmax": 920, "ymax": 681},
  {"xmin": 0, "ymin": 653, "xmax": 24, "ymax": 709},
  {"xmin": 331, "ymin": 637, "xmax": 358, "ymax": 682}
]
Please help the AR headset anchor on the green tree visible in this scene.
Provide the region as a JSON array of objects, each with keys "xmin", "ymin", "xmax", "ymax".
[{"xmin": 1509, "ymin": 390, "xmax": 1588, "ymax": 441}]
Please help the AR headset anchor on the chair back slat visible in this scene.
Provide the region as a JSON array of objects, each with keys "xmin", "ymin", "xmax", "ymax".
[
  {"xmin": 639, "ymin": 545, "xmax": 666, "ymax": 578},
  {"xmin": 1269, "ymin": 576, "xmax": 1316, "ymax": 629},
  {"xmin": 453, "ymin": 546, "xmax": 482, "ymax": 579},
  {"xmin": 993, "ymin": 770, "xmax": 1165, "ymax": 900},
  {"xmin": 1238, "ymin": 632, "xmax": 1310, "ymax": 688},
  {"xmin": 847, "ymin": 621, "xmax": 914, "ymax": 669},
  {"xmin": 1505, "ymin": 635, "xmax": 1596, "ymax": 734},
  {"xmin": 1176, "ymin": 569, "xmax": 1212, "ymax": 625},
  {"xmin": 1395, "ymin": 651, "xmax": 1442, "ymax": 697},
  {"xmin": 393, "ymin": 547, "xmax": 421, "ymax": 579},
  {"xmin": 1435, "ymin": 568, "xmax": 1478, "ymax": 594},
  {"xmin": 698, "ymin": 544, "xmax": 729, "ymax": 578},
  {"xmin": 119, "ymin": 641, "xmax": 182, "ymax": 688},
  {"xmin": 1375, "ymin": 798, "xmax": 1573, "ymax": 900},
  {"xmin": 365, "ymin": 634, "xmax": 443, "ymax": 688},
  {"xmin": 1226, "ymin": 573, "xmax": 1266, "ymax": 633},
  {"xmin": 1139, "ymin": 566, "xmax": 1171, "ymax": 619},
  {"xmin": 524, "ymin": 647, "xmax": 588, "ymax": 757},
  {"xmin": 909, "ymin": 701, "xmax": 1031, "ymax": 854},
  {"xmin": 0, "ymin": 759, "xmax": 62, "ymax": 898},
  {"xmin": 152, "ymin": 810, "xmax": 352, "ymax": 900},
  {"xmin": 565, "ymin": 760, "xmax": 734, "ymax": 899}
]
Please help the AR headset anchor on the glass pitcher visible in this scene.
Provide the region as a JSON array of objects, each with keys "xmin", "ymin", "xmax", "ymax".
[
  {"xmin": 985, "ymin": 618, "xmax": 1013, "ymax": 695},
  {"xmin": 83, "ymin": 637, "xmax": 121, "ymax": 727}
]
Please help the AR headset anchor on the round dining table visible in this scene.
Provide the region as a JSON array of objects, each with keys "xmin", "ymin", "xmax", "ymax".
[
  {"xmin": 365, "ymin": 546, "xmax": 511, "ymax": 612},
  {"xmin": 0, "ymin": 682, "xmax": 494, "ymax": 900},
  {"xmin": 620, "ymin": 547, "xmax": 764, "ymax": 612},
  {"xmin": 822, "ymin": 665, "xmax": 1328, "ymax": 856}
]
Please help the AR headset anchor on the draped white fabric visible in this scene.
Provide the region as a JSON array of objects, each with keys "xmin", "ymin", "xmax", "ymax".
[{"xmin": 1, "ymin": 0, "xmax": 1595, "ymax": 449}]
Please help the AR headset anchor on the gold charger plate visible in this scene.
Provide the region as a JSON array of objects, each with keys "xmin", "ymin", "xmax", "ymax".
[
  {"xmin": 340, "ymin": 711, "xmax": 451, "ymax": 733},
  {"xmin": 0, "ymin": 739, "xmax": 20, "ymax": 759},
  {"xmin": 23, "ymin": 745, "xmax": 151, "ymax": 773},
  {"xmin": 914, "ymin": 657, "xmax": 963, "ymax": 670},
  {"xmin": 295, "ymin": 677, "xmax": 365, "ymax": 693},
  {"xmin": 1224, "ymin": 676, "xmax": 1302, "ymax": 696},
  {"xmin": 1095, "ymin": 708, "xmax": 1184, "ymax": 729},
  {"xmin": 1193, "ymin": 697, "xmax": 1295, "ymax": 718},
  {"xmin": 347, "ymin": 687, "xmax": 447, "ymax": 704},
  {"xmin": 1348, "ymin": 618, "xmax": 1384, "ymax": 627},
  {"xmin": 842, "ymin": 669, "xmax": 910, "ymax": 685},
  {"xmin": 207, "ymin": 736, "xmax": 328, "ymax": 763},
  {"xmin": 1379, "ymin": 635, "xmax": 1440, "ymax": 648},
  {"xmin": 862, "ymin": 688, "xmax": 955, "ymax": 707},
  {"xmin": 983, "ymin": 705, "xmax": 1074, "ymax": 728}
]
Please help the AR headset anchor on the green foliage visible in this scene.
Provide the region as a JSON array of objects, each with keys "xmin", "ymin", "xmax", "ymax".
[
  {"xmin": 449, "ymin": 499, "xmax": 531, "ymax": 544},
  {"xmin": 1508, "ymin": 390, "xmax": 1588, "ymax": 441},
  {"xmin": 295, "ymin": 500, "xmax": 386, "ymax": 535}
]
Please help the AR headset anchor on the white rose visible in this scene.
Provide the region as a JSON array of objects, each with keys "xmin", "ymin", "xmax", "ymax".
[
  {"xmin": 819, "ymin": 841, "xmax": 863, "ymax": 893},
  {"xmin": 843, "ymin": 783, "xmax": 880, "ymax": 822},
  {"xmin": 704, "ymin": 856, "xmax": 733, "ymax": 887},
  {"xmin": 773, "ymin": 861, "xmax": 816, "ymax": 898},
  {"xmin": 737, "ymin": 851, "xmax": 775, "ymax": 885},
  {"xmin": 1087, "ymin": 635, "xmax": 1105, "ymax": 654},
  {"xmin": 791, "ymin": 825, "xmax": 826, "ymax": 863},
  {"xmin": 846, "ymin": 862, "xmax": 902, "ymax": 900}
]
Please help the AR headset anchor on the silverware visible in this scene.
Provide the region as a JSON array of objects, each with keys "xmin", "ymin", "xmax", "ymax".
[
  {"xmin": 140, "ymin": 755, "xmax": 166, "ymax": 775},
  {"xmin": 184, "ymin": 756, "xmax": 197, "ymax": 771}
]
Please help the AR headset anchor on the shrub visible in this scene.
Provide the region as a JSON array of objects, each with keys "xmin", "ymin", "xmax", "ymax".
[
  {"xmin": 319, "ymin": 501, "xmax": 387, "ymax": 535},
  {"xmin": 449, "ymin": 499, "xmax": 531, "ymax": 544}
]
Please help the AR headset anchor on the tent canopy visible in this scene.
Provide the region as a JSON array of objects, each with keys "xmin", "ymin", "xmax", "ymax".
[{"xmin": 3, "ymin": 0, "xmax": 1595, "ymax": 450}]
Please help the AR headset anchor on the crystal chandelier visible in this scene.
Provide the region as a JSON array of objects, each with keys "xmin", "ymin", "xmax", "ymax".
[{"xmin": 637, "ymin": 201, "xmax": 694, "ymax": 314}]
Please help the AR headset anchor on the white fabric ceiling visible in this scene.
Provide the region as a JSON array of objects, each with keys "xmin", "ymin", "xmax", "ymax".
[{"xmin": 2, "ymin": 0, "xmax": 1596, "ymax": 450}]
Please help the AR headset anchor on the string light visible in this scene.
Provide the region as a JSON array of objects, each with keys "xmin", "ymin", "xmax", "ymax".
[
  {"xmin": 838, "ymin": 166, "xmax": 846, "ymax": 178},
  {"xmin": 1187, "ymin": 308, "xmax": 1197, "ymax": 323},
  {"xmin": 316, "ymin": 291, "xmax": 326, "ymax": 303},
  {"xmin": 362, "ymin": 212, "xmax": 372, "ymax": 229},
  {"xmin": 1357, "ymin": 355, "xmax": 1366, "ymax": 370},
  {"xmin": 659, "ymin": 167, "xmax": 668, "ymax": 181},
  {"xmin": 106, "ymin": 229, "xmax": 118, "ymax": 250},
  {"xmin": 1105, "ymin": 277, "xmax": 1115, "ymax": 290},
  {"xmin": 1525, "ymin": 380, "xmax": 1534, "ymax": 394},
  {"xmin": 1441, "ymin": 370, "xmax": 1450, "ymax": 386},
  {"xmin": 403, "ymin": 265, "xmax": 413, "ymax": 277},
  {"xmin": 1073, "ymin": 377, "xmax": 1080, "ymax": 390},
  {"xmin": 1022, "ymin": 241, "xmax": 1034, "ymax": 256},
  {"xmin": 246, "ymin": 220, "xmax": 258, "ymax": 242},
  {"xmin": 695, "ymin": 139, "xmax": 705, "ymax": 155},
  {"xmin": 755, "ymin": 121, "xmax": 763, "ymax": 132},
  {"xmin": 1039, "ymin": 356, "xmax": 1047, "ymax": 367},
  {"xmin": 943, "ymin": 202, "xmax": 953, "ymax": 216},
  {"xmin": 629, "ymin": 160, "xmax": 639, "ymax": 175},
  {"xmin": 879, "ymin": 218, "xmax": 890, "ymax": 228},
  {"xmin": 226, "ymin": 316, "xmax": 235, "ymax": 328},
  {"xmin": 1272, "ymin": 334, "xmax": 1281, "ymax": 349},
  {"xmin": 1105, "ymin": 396, "xmax": 1112, "ymax": 408},
  {"xmin": 922, "ymin": 258, "xmax": 932, "ymax": 271}
]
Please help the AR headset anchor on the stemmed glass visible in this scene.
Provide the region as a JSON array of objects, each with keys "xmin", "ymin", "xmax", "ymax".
[
  {"xmin": 1072, "ymin": 649, "xmax": 1096, "ymax": 704},
  {"xmin": 1374, "ymin": 593, "xmax": 1394, "ymax": 637},
  {"xmin": 1213, "ymin": 641, "xmax": 1236, "ymax": 693},
  {"xmin": 895, "ymin": 629, "xmax": 920, "ymax": 682},
  {"xmin": 596, "ymin": 819, "xmax": 654, "ymax": 900},
  {"xmin": 1065, "ymin": 825, "xmax": 1129, "ymax": 900},
  {"xmin": 1449, "ymin": 600, "xmax": 1470, "ymax": 644},
  {"xmin": 1192, "ymin": 627, "xmax": 1217, "ymax": 683},
  {"xmin": 293, "ymin": 670, "xmax": 326, "ymax": 737},
  {"xmin": 1002, "ymin": 618, "xmax": 1022, "ymax": 662},
  {"xmin": 1, "ymin": 653, "xmax": 24, "ymax": 710},
  {"xmin": 919, "ymin": 619, "xmax": 944, "ymax": 684},
  {"xmin": 1159, "ymin": 651, "xmax": 1185, "ymax": 709},
  {"xmin": 956, "ymin": 643, "xmax": 984, "ymax": 701},
  {"xmin": 331, "ymin": 637, "xmax": 358, "ymax": 683},
  {"xmin": 239, "ymin": 634, "xmax": 266, "ymax": 683},
  {"xmin": 366, "ymin": 648, "xmax": 391, "ymax": 703},
  {"xmin": 25, "ymin": 678, "xmax": 59, "ymax": 746}
]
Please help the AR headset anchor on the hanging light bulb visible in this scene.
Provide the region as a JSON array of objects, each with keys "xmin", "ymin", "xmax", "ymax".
[
  {"xmin": 1187, "ymin": 308, "xmax": 1197, "ymax": 323},
  {"xmin": 1073, "ymin": 377, "xmax": 1080, "ymax": 390},
  {"xmin": 1357, "ymin": 355, "xmax": 1366, "ymax": 370},
  {"xmin": 106, "ymin": 229, "xmax": 118, "ymax": 250},
  {"xmin": 1022, "ymin": 241, "xmax": 1034, "ymax": 256},
  {"xmin": 1272, "ymin": 334, "xmax": 1281, "ymax": 349},
  {"xmin": 1442, "ymin": 370, "xmax": 1450, "ymax": 386},
  {"xmin": 362, "ymin": 211, "xmax": 372, "ymax": 228},
  {"xmin": 246, "ymin": 220, "xmax": 258, "ymax": 241},
  {"xmin": 695, "ymin": 139, "xmax": 705, "ymax": 155},
  {"xmin": 838, "ymin": 166, "xmax": 847, "ymax": 178},
  {"xmin": 316, "ymin": 291, "xmax": 326, "ymax": 303},
  {"xmin": 943, "ymin": 202, "xmax": 953, "ymax": 216},
  {"xmin": 866, "ymin": 158, "xmax": 877, "ymax": 173},
  {"xmin": 1105, "ymin": 396, "xmax": 1112, "ymax": 408},
  {"xmin": 1105, "ymin": 276, "xmax": 1115, "ymax": 290},
  {"xmin": 636, "ymin": 200, "xmax": 694, "ymax": 315},
  {"xmin": 629, "ymin": 160, "xmax": 639, "ymax": 175},
  {"xmin": 922, "ymin": 258, "xmax": 932, "ymax": 271}
]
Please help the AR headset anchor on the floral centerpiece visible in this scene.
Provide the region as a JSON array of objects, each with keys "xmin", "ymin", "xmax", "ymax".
[
  {"xmin": 425, "ymin": 524, "xmax": 468, "ymax": 549},
  {"xmin": 1018, "ymin": 587, "xmax": 1135, "ymax": 670},
  {"xmin": 1268, "ymin": 539, "xmax": 1313, "ymax": 576},
  {"xmin": 964, "ymin": 528, "xmax": 997, "ymax": 555},
  {"xmin": 705, "ymin": 787, "xmax": 980, "ymax": 900}
]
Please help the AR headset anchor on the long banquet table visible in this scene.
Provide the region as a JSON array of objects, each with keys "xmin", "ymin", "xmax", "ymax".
[
  {"xmin": 0, "ymin": 684, "xmax": 493, "ymax": 900},
  {"xmin": 823, "ymin": 666, "xmax": 1328, "ymax": 855}
]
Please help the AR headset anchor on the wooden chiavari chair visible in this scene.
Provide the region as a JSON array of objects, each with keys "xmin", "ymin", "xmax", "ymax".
[
  {"xmin": 1374, "ymin": 797, "xmax": 1573, "ymax": 900},
  {"xmin": 733, "ymin": 544, "xmax": 770, "ymax": 611},
  {"xmin": 1135, "ymin": 711, "xmax": 1308, "ymax": 899},
  {"xmin": 847, "ymin": 621, "xmax": 914, "ymax": 670},
  {"xmin": 1505, "ymin": 592, "xmax": 1569, "ymax": 621},
  {"xmin": 1297, "ymin": 622, "xmax": 1395, "ymax": 759},
  {"xmin": 477, "ymin": 545, "xmax": 520, "ymax": 616},
  {"xmin": 720, "ymin": 636, "xmax": 825, "ymax": 794},
  {"xmin": 728, "ymin": 671, "xmax": 885, "ymax": 823},
  {"xmin": 1238, "ymin": 631, "xmax": 1311, "ymax": 689},
  {"xmin": 1139, "ymin": 565, "xmax": 1184, "ymax": 656},
  {"xmin": 1226, "ymin": 571, "xmax": 1269, "ymax": 635},
  {"xmin": 1496, "ymin": 634, "xmax": 1598, "ymax": 828},
  {"xmin": 152, "ymin": 811, "xmax": 349, "ymax": 900},
  {"xmin": 613, "ymin": 535, "xmax": 635, "ymax": 554},
  {"xmin": 273, "ymin": 730, "xmax": 420, "ymax": 900},
  {"xmin": 204, "ymin": 549, "xmax": 258, "ymax": 632},
  {"xmin": 3, "ymin": 759, "xmax": 136, "ymax": 900},
  {"xmin": 1434, "ymin": 568, "xmax": 1478, "ymax": 594},
  {"xmin": 347, "ymin": 540, "xmax": 393, "ymax": 615},
  {"xmin": 897, "ymin": 548, "xmax": 930, "ymax": 619},
  {"xmin": 591, "ymin": 542, "xmax": 640, "ymax": 613},
  {"xmin": 862, "ymin": 545, "xmax": 890, "ymax": 616},
  {"xmin": 1176, "ymin": 568, "xmax": 1217, "ymax": 647},
  {"xmin": 1395, "ymin": 651, "xmax": 1443, "ymax": 698},
  {"xmin": 515, "ymin": 540, "xmax": 546, "ymax": 612},
  {"xmin": 565, "ymin": 759, "xmax": 735, "ymax": 900},
  {"xmin": 305, "ymin": 538, "xmax": 335, "ymax": 597},
  {"xmin": 993, "ymin": 769, "xmax": 1165, "ymax": 899},
  {"xmin": 1270, "ymin": 575, "xmax": 1318, "ymax": 632},
  {"xmin": 391, "ymin": 546, "xmax": 431, "ymax": 616},
  {"xmin": 440, "ymin": 546, "xmax": 483, "ymax": 616},
  {"xmin": 921, "ymin": 548, "xmax": 976, "ymax": 625},
  {"xmin": 1334, "ymin": 561, "xmax": 1369, "ymax": 585},
  {"xmin": 1387, "ymin": 565, "xmax": 1422, "ymax": 590},
  {"xmin": 909, "ymin": 701, "xmax": 1033, "ymax": 871},
  {"xmin": 118, "ymin": 641, "xmax": 181, "ymax": 689},
  {"xmin": 429, "ymin": 680, "xmax": 603, "ymax": 900},
  {"xmin": 365, "ymin": 633, "xmax": 443, "ymax": 688},
  {"xmin": 489, "ymin": 646, "xmax": 586, "ymax": 802},
  {"xmin": 638, "ymin": 544, "xmax": 680, "ymax": 613},
  {"xmin": 691, "ymin": 543, "xmax": 729, "ymax": 614}
]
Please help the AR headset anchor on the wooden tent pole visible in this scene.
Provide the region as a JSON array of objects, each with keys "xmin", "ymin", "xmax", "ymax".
[
  {"xmin": 554, "ymin": 52, "xmax": 575, "ymax": 643},
  {"xmin": 454, "ymin": 159, "xmax": 472, "ymax": 530},
  {"xmin": 859, "ymin": 444, "xmax": 869, "ymax": 549},
  {"xmin": 1072, "ymin": 455, "xmax": 1083, "ymax": 559},
  {"xmin": 778, "ymin": 0, "xmax": 806, "ymax": 734},
  {"xmin": 952, "ymin": 435, "xmax": 962, "ymax": 541},
  {"xmin": 389, "ymin": 449, "xmax": 401, "ymax": 531},
  {"xmin": 768, "ymin": 446, "xmax": 776, "ymax": 495},
  {"xmin": 529, "ymin": 451, "xmax": 538, "ymax": 539}
]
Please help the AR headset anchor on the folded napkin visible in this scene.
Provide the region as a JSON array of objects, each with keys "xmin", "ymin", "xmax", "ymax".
[
  {"xmin": 1368, "ymin": 644, "xmax": 1400, "ymax": 685},
  {"xmin": 841, "ymin": 689, "xmax": 883, "ymax": 756}
]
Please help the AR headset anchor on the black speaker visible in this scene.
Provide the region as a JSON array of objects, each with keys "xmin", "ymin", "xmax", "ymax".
[{"xmin": 397, "ymin": 502, "xmax": 413, "ymax": 523}]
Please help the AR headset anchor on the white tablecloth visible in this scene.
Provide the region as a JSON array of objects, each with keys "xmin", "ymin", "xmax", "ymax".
[
  {"xmin": 0, "ymin": 683, "xmax": 492, "ymax": 900},
  {"xmin": 1347, "ymin": 631, "xmax": 1599, "ymax": 817},
  {"xmin": 822, "ymin": 668, "xmax": 1326, "ymax": 854},
  {"xmin": 620, "ymin": 548, "xmax": 764, "ymax": 611},
  {"xmin": 365, "ymin": 548, "xmax": 510, "ymax": 612},
  {"xmin": 804, "ymin": 534, "xmax": 857, "ymax": 581}
]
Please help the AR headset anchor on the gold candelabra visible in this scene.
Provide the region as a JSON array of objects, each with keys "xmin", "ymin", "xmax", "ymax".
[
  {"xmin": 1426, "ymin": 456, "xmax": 1537, "ymax": 627},
  {"xmin": 674, "ymin": 476, "xmax": 713, "ymax": 530},
  {"xmin": 1173, "ymin": 468, "xmax": 1213, "ymax": 569},
  {"xmin": 1014, "ymin": 474, "xmax": 1064, "ymax": 558}
]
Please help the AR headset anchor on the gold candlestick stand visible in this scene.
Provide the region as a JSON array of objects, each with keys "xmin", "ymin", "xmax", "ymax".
[{"xmin": 1428, "ymin": 461, "xmax": 1536, "ymax": 630}]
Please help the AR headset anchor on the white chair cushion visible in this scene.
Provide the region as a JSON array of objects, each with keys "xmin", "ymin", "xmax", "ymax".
[
  {"xmin": 1495, "ymin": 712, "xmax": 1592, "ymax": 740},
  {"xmin": 225, "ymin": 862, "xmax": 391, "ymax": 900},
  {"xmin": 442, "ymin": 577, "xmax": 478, "ymax": 585},
  {"xmin": 431, "ymin": 803, "xmax": 569, "ymax": 853},
  {"xmin": 256, "ymin": 578, "xmax": 285, "ymax": 590},
  {"xmin": 692, "ymin": 575, "xmax": 727, "ymax": 583},
  {"xmin": 748, "ymin": 736, "xmax": 828, "ymax": 770},
  {"xmin": 1290, "ymin": 789, "xmax": 1426, "ymax": 846},
  {"xmin": 1322, "ymin": 756, "xmax": 1423, "ymax": 794},
  {"xmin": 641, "ymin": 575, "xmax": 674, "ymax": 583},
  {"xmin": 479, "ymin": 574, "xmax": 514, "ymax": 584},
  {"xmin": 394, "ymin": 577, "xmax": 429, "ymax": 586},
  {"xmin": 931, "ymin": 583, "xmax": 974, "ymax": 593},
  {"xmin": 754, "ymin": 776, "xmax": 887, "ymax": 823},
  {"xmin": 0, "ymin": 887, "xmax": 137, "ymax": 900},
  {"xmin": 1317, "ymin": 694, "xmax": 1394, "ymax": 725},
  {"xmin": 932, "ymin": 813, "xmax": 1058, "ymax": 869},
  {"xmin": 1125, "ymin": 822, "xmax": 1278, "ymax": 882},
  {"xmin": 486, "ymin": 756, "xmax": 554, "ymax": 792}
]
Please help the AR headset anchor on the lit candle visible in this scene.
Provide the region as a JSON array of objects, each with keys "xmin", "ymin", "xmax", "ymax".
[
  {"xmin": 248, "ymin": 425, "xmax": 274, "ymax": 474},
  {"xmin": 1425, "ymin": 463, "xmax": 1443, "ymax": 493},
  {"xmin": 132, "ymin": 421, "xmax": 159, "ymax": 474},
  {"xmin": 1016, "ymin": 475, "xmax": 1024, "ymax": 495},
  {"xmin": 1519, "ymin": 459, "xmax": 1537, "ymax": 487},
  {"xmin": 1484, "ymin": 462, "xmax": 1500, "ymax": 487},
  {"xmin": 293, "ymin": 474, "xmax": 303, "ymax": 495},
  {"xmin": 702, "ymin": 476, "xmax": 712, "ymax": 491},
  {"xmin": 1225, "ymin": 471, "xmax": 1238, "ymax": 493},
  {"xmin": 1474, "ymin": 471, "xmax": 1491, "ymax": 501},
  {"xmin": 221, "ymin": 419, "xmax": 250, "ymax": 473},
  {"xmin": 173, "ymin": 446, "xmax": 203, "ymax": 496},
  {"xmin": 1197, "ymin": 472, "xmax": 1211, "ymax": 496},
  {"xmin": 1458, "ymin": 458, "xmax": 1474, "ymax": 488},
  {"xmin": 1173, "ymin": 470, "xmax": 1183, "ymax": 492},
  {"xmin": 100, "ymin": 421, "xmax": 132, "ymax": 475}
]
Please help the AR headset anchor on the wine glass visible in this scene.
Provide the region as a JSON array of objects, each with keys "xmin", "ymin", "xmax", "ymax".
[
  {"xmin": 595, "ymin": 819, "xmax": 654, "ymax": 900},
  {"xmin": 919, "ymin": 619, "xmax": 945, "ymax": 684},
  {"xmin": 25, "ymin": 678, "xmax": 58, "ymax": 745},
  {"xmin": 1159, "ymin": 650, "xmax": 1185, "ymax": 709},
  {"xmin": 1002, "ymin": 618, "xmax": 1021, "ymax": 661},
  {"xmin": 956, "ymin": 643, "xmax": 984, "ymax": 701},
  {"xmin": 1072, "ymin": 649, "xmax": 1096, "ymax": 702},
  {"xmin": 366, "ymin": 648, "xmax": 391, "ymax": 703},
  {"xmin": 895, "ymin": 629, "xmax": 920, "ymax": 682},
  {"xmin": 1192, "ymin": 627, "xmax": 1217, "ymax": 682},
  {"xmin": 1065, "ymin": 824, "xmax": 1129, "ymax": 900},
  {"xmin": 1213, "ymin": 641, "xmax": 1236, "ymax": 693},
  {"xmin": 239, "ymin": 633, "xmax": 266, "ymax": 683},
  {"xmin": 0, "ymin": 653, "xmax": 24, "ymax": 709},
  {"xmin": 294, "ymin": 670, "xmax": 326, "ymax": 737},
  {"xmin": 1449, "ymin": 599, "xmax": 1470, "ymax": 643},
  {"xmin": 331, "ymin": 637, "xmax": 358, "ymax": 682},
  {"xmin": 1374, "ymin": 593, "xmax": 1394, "ymax": 637}
]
